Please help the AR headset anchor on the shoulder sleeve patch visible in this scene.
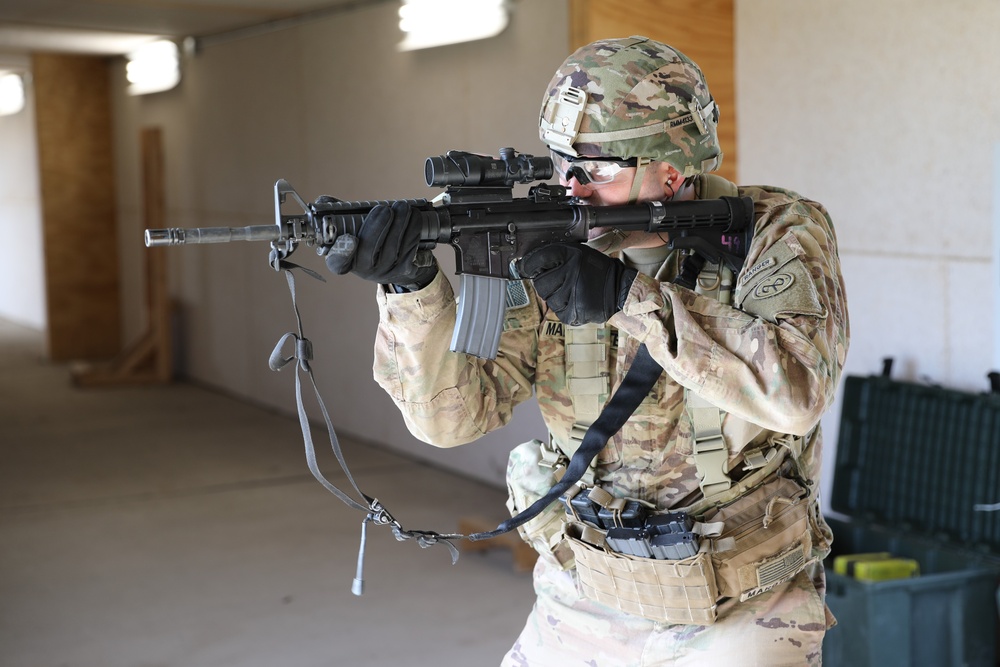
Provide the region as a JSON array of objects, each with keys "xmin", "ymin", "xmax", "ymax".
[{"xmin": 734, "ymin": 236, "xmax": 826, "ymax": 323}]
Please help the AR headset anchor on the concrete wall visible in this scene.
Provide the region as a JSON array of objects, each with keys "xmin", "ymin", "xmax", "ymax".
[
  {"xmin": 737, "ymin": 0, "xmax": 1000, "ymax": 500},
  {"xmin": 739, "ymin": 0, "xmax": 1000, "ymax": 389},
  {"xmin": 110, "ymin": 1, "xmax": 568, "ymax": 486},
  {"xmin": 0, "ymin": 54, "xmax": 45, "ymax": 329}
]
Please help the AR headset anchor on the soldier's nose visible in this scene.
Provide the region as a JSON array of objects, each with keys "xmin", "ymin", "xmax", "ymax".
[{"xmin": 563, "ymin": 174, "xmax": 594, "ymax": 199}]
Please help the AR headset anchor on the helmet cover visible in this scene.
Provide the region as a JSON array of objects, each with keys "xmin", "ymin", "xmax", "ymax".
[{"xmin": 539, "ymin": 36, "xmax": 722, "ymax": 177}]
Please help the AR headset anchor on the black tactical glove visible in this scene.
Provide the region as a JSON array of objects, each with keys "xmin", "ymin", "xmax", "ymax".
[
  {"xmin": 519, "ymin": 243, "xmax": 638, "ymax": 326},
  {"xmin": 324, "ymin": 200, "xmax": 437, "ymax": 290}
]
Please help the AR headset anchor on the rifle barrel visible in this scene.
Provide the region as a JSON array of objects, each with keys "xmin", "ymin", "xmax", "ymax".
[{"xmin": 145, "ymin": 225, "xmax": 279, "ymax": 247}]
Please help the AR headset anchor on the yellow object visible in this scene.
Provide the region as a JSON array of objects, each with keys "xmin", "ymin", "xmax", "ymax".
[
  {"xmin": 833, "ymin": 552, "xmax": 892, "ymax": 576},
  {"xmin": 852, "ymin": 558, "xmax": 920, "ymax": 582}
]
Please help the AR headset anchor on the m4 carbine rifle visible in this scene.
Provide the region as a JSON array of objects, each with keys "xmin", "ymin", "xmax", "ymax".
[{"xmin": 145, "ymin": 148, "xmax": 755, "ymax": 359}]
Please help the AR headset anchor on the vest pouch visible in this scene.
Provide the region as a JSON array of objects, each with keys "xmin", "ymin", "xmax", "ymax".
[
  {"xmin": 505, "ymin": 439, "xmax": 573, "ymax": 569},
  {"xmin": 564, "ymin": 521, "xmax": 720, "ymax": 625},
  {"xmin": 704, "ymin": 473, "xmax": 812, "ymax": 600}
]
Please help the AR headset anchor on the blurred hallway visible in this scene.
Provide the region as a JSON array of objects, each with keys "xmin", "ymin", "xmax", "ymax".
[{"xmin": 0, "ymin": 317, "xmax": 535, "ymax": 666}]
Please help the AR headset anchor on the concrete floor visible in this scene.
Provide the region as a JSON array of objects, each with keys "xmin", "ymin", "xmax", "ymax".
[{"xmin": 0, "ymin": 318, "xmax": 536, "ymax": 667}]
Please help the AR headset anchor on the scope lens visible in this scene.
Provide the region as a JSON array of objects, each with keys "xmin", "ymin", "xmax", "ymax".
[{"xmin": 424, "ymin": 155, "xmax": 466, "ymax": 187}]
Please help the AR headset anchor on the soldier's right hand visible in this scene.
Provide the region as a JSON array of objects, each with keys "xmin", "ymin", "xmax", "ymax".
[
  {"xmin": 519, "ymin": 242, "xmax": 637, "ymax": 326},
  {"xmin": 324, "ymin": 200, "xmax": 437, "ymax": 290}
]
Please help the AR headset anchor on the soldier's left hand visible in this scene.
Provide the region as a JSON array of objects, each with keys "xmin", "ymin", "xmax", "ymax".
[
  {"xmin": 324, "ymin": 200, "xmax": 437, "ymax": 290},
  {"xmin": 519, "ymin": 243, "xmax": 637, "ymax": 326}
]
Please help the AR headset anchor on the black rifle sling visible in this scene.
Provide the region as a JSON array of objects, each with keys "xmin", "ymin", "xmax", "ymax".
[{"xmin": 467, "ymin": 342, "xmax": 662, "ymax": 541}]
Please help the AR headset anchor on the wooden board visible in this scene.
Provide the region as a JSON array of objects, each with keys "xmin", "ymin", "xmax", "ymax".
[
  {"xmin": 568, "ymin": 0, "xmax": 737, "ymax": 183},
  {"xmin": 32, "ymin": 53, "xmax": 121, "ymax": 361}
]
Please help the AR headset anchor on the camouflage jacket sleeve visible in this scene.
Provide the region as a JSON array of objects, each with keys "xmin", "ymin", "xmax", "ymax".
[
  {"xmin": 372, "ymin": 270, "xmax": 541, "ymax": 447},
  {"xmin": 609, "ymin": 186, "xmax": 849, "ymax": 436}
]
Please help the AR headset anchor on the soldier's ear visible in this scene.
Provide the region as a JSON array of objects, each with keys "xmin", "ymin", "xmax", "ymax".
[{"xmin": 657, "ymin": 163, "xmax": 683, "ymax": 197}]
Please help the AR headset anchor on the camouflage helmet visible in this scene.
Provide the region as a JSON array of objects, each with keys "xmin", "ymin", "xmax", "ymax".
[{"xmin": 539, "ymin": 36, "xmax": 722, "ymax": 177}]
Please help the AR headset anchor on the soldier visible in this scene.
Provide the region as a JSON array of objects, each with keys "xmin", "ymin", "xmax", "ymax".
[{"xmin": 327, "ymin": 36, "xmax": 849, "ymax": 666}]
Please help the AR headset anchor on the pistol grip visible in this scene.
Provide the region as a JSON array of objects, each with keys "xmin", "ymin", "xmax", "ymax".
[{"xmin": 450, "ymin": 274, "xmax": 507, "ymax": 359}]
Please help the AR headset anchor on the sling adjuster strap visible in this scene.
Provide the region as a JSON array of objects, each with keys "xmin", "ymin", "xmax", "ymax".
[{"xmin": 272, "ymin": 268, "xmax": 461, "ymax": 597}]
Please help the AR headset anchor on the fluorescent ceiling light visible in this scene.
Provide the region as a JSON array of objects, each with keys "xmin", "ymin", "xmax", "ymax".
[
  {"xmin": 398, "ymin": 0, "xmax": 509, "ymax": 51},
  {"xmin": 0, "ymin": 25, "xmax": 162, "ymax": 56},
  {"xmin": 126, "ymin": 40, "xmax": 180, "ymax": 95},
  {"xmin": 0, "ymin": 72, "xmax": 25, "ymax": 116}
]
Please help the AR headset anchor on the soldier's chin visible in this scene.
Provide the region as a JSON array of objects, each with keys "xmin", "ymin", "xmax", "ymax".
[{"xmin": 588, "ymin": 226, "xmax": 611, "ymax": 240}]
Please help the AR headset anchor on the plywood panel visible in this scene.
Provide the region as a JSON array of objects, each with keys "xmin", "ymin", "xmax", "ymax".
[
  {"xmin": 568, "ymin": 0, "xmax": 736, "ymax": 183},
  {"xmin": 33, "ymin": 53, "xmax": 120, "ymax": 361}
]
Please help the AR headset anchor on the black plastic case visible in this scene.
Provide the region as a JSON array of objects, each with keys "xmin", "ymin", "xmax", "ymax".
[{"xmin": 822, "ymin": 374, "xmax": 1000, "ymax": 666}]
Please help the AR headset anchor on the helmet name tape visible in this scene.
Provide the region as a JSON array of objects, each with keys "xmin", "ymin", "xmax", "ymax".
[{"xmin": 576, "ymin": 99, "xmax": 716, "ymax": 145}]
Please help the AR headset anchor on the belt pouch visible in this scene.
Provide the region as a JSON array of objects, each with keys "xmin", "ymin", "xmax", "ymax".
[
  {"xmin": 564, "ymin": 521, "xmax": 720, "ymax": 625},
  {"xmin": 506, "ymin": 439, "xmax": 574, "ymax": 568},
  {"xmin": 706, "ymin": 474, "xmax": 813, "ymax": 600}
]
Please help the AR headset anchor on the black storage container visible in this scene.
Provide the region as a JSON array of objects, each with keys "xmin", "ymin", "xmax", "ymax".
[{"xmin": 822, "ymin": 374, "xmax": 1000, "ymax": 666}]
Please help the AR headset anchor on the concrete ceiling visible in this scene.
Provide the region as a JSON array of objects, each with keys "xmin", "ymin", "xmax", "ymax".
[{"xmin": 0, "ymin": 0, "xmax": 390, "ymax": 56}]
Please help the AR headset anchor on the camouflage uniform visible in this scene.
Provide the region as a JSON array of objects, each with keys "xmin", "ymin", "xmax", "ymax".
[
  {"xmin": 371, "ymin": 37, "xmax": 849, "ymax": 666},
  {"xmin": 504, "ymin": 558, "xmax": 830, "ymax": 666}
]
